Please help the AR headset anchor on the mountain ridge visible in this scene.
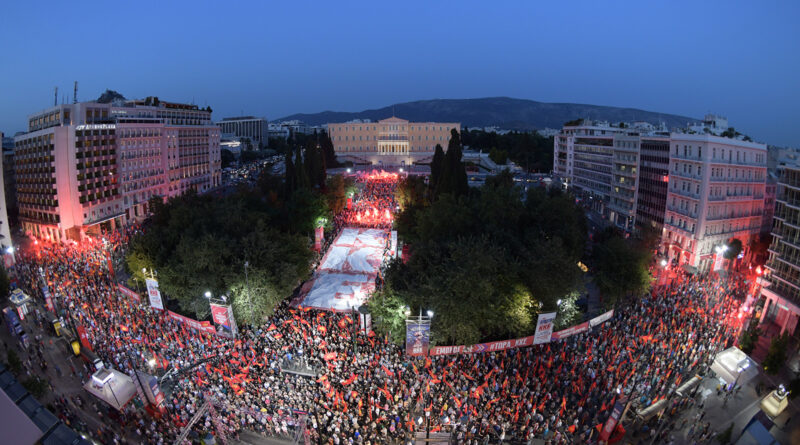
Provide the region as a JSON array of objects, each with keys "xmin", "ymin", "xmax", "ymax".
[{"xmin": 275, "ymin": 97, "xmax": 699, "ymax": 130}]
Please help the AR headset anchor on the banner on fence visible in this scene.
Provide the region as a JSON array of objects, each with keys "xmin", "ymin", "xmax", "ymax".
[
  {"xmin": 533, "ymin": 312, "xmax": 557, "ymax": 345},
  {"xmin": 405, "ymin": 319, "xmax": 430, "ymax": 357},
  {"xmin": 145, "ymin": 278, "xmax": 164, "ymax": 311},
  {"xmin": 550, "ymin": 321, "xmax": 590, "ymax": 341},
  {"xmin": 166, "ymin": 310, "xmax": 216, "ymax": 335},
  {"xmin": 118, "ymin": 284, "xmax": 141, "ymax": 302},
  {"xmin": 589, "ymin": 309, "xmax": 614, "ymax": 327},
  {"xmin": 429, "ymin": 309, "xmax": 614, "ymax": 356},
  {"xmin": 599, "ymin": 397, "xmax": 627, "ymax": 442}
]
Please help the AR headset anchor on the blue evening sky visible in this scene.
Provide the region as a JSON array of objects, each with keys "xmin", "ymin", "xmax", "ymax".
[{"xmin": 1, "ymin": 1, "xmax": 798, "ymax": 146}]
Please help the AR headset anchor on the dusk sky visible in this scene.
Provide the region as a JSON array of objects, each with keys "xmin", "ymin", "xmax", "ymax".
[{"xmin": 1, "ymin": 1, "xmax": 798, "ymax": 146}]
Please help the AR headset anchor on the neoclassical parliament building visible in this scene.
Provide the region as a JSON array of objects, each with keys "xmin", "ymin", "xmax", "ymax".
[{"xmin": 327, "ymin": 117, "xmax": 460, "ymax": 166}]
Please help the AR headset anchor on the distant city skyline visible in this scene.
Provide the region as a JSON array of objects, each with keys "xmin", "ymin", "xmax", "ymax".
[{"xmin": 1, "ymin": 1, "xmax": 799, "ymax": 146}]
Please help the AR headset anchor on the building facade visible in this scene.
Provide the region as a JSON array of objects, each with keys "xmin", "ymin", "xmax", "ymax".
[
  {"xmin": 217, "ymin": 116, "xmax": 268, "ymax": 149},
  {"xmin": 0, "ymin": 131, "xmax": 11, "ymax": 252},
  {"xmin": 759, "ymin": 166, "xmax": 800, "ymax": 335},
  {"xmin": 662, "ymin": 134, "xmax": 767, "ymax": 272},
  {"xmin": 14, "ymin": 100, "xmax": 220, "ymax": 242},
  {"xmin": 635, "ymin": 136, "xmax": 671, "ymax": 234},
  {"xmin": 552, "ymin": 122, "xmax": 642, "ymax": 231},
  {"xmin": 328, "ymin": 117, "xmax": 461, "ymax": 166}
]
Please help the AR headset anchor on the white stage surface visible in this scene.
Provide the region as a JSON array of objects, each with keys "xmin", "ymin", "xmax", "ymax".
[{"xmin": 299, "ymin": 228, "xmax": 388, "ymax": 311}]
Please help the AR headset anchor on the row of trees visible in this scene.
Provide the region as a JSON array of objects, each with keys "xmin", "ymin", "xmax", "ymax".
[
  {"xmin": 460, "ymin": 129, "xmax": 553, "ymax": 172},
  {"xmin": 371, "ymin": 168, "xmax": 589, "ymax": 345},
  {"xmin": 126, "ymin": 138, "xmax": 347, "ymax": 325}
]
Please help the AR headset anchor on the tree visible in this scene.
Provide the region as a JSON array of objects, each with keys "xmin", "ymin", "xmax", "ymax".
[
  {"xmin": 320, "ymin": 132, "xmax": 338, "ymax": 168},
  {"xmin": 383, "ymin": 175, "xmax": 587, "ymax": 343},
  {"xmin": 294, "ymin": 147, "xmax": 310, "ymax": 190},
  {"xmin": 737, "ymin": 319, "xmax": 761, "ymax": 355},
  {"xmin": 325, "ymin": 174, "xmax": 355, "ymax": 215},
  {"xmin": 489, "ymin": 147, "xmax": 508, "ymax": 165},
  {"xmin": 220, "ymin": 149, "xmax": 235, "ymax": 168},
  {"xmin": 438, "ymin": 129, "xmax": 468, "ymax": 198},
  {"xmin": 763, "ymin": 333, "xmax": 790, "ymax": 375},
  {"xmin": 592, "ymin": 235, "xmax": 652, "ymax": 306},
  {"xmin": 395, "ymin": 175, "xmax": 427, "ymax": 211},
  {"xmin": 364, "ymin": 285, "xmax": 409, "ymax": 345},
  {"xmin": 724, "ymin": 238, "xmax": 743, "ymax": 260},
  {"xmin": 22, "ymin": 377, "xmax": 49, "ymax": 399},
  {"xmin": 5, "ymin": 349, "xmax": 21, "ymax": 374},
  {"xmin": 430, "ymin": 144, "xmax": 445, "ymax": 192}
]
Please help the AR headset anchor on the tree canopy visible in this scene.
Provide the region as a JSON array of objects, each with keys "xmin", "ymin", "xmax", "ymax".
[
  {"xmin": 461, "ymin": 129, "xmax": 553, "ymax": 172},
  {"xmin": 590, "ymin": 228, "xmax": 652, "ymax": 307},
  {"xmin": 383, "ymin": 177, "xmax": 587, "ymax": 344}
]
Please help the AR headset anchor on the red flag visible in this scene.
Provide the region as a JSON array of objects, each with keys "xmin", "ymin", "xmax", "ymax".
[{"xmin": 267, "ymin": 324, "xmax": 278, "ymax": 331}]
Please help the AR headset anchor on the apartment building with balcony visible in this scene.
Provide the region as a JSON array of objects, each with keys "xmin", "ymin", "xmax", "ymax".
[
  {"xmin": 552, "ymin": 121, "xmax": 642, "ymax": 231},
  {"xmin": 328, "ymin": 117, "xmax": 460, "ymax": 167},
  {"xmin": 13, "ymin": 99, "xmax": 220, "ymax": 242},
  {"xmin": 662, "ymin": 134, "xmax": 767, "ymax": 272},
  {"xmin": 759, "ymin": 166, "xmax": 800, "ymax": 336}
]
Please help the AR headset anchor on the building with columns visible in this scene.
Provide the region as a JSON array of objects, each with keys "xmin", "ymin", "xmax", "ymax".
[
  {"xmin": 14, "ymin": 99, "xmax": 221, "ymax": 242},
  {"xmin": 759, "ymin": 166, "xmax": 800, "ymax": 336},
  {"xmin": 328, "ymin": 117, "xmax": 460, "ymax": 167}
]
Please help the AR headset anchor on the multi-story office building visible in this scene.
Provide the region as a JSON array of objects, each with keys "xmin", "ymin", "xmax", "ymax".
[
  {"xmin": 759, "ymin": 166, "xmax": 800, "ymax": 335},
  {"xmin": 662, "ymin": 134, "xmax": 767, "ymax": 272},
  {"xmin": 552, "ymin": 121, "xmax": 642, "ymax": 231},
  {"xmin": 0, "ymin": 131, "xmax": 11, "ymax": 252},
  {"xmin": 14, "ymin": 99, "xmax": 220, "ymax": 242},
  {"xmin": 328, "ymin": 117, "xmax": 461, "ymax": 167},
  {"xmin": 636, "ymin": 136, "xmax": 671, "ymax": 234},
  {"xmin": 217, "ymin": 116, "xmax": 269, "ymax": 149}
]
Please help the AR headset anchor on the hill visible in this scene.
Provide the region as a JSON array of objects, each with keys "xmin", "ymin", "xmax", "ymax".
[{"xmin": 276, "ymin": 97, "xmax": 698, "ymax": 130}]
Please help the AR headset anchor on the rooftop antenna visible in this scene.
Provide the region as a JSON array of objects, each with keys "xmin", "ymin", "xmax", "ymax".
[
  {"xmin": 54, "ymin": 87, "xmax": 58, "ymax": 106},
  {"xmin": 73, "ymin": 81, "xmax": 78, "ymax": 104}
]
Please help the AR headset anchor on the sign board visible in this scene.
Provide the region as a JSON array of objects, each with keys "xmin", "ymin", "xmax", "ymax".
[
  {"xmin": 210, "ymin": 303, "xmax": 238, "ymax": 337},
  {"xmin": 405, "ymin": 319, "xmax": 430, "ymax": 357},
  {"xmin": 533, "ymin": 312, "xmax": 557, "ymax": 345},
  {"xmin": 599, "ymin": 397, "xmax": 627, "ymax": 442},
  {"xmin": 145, "ymin": 278, "xmax": 164, "ymax": 311},
  {"xmin": 76, "ymin": 325, "xmax": 93, "ymax": 351}
]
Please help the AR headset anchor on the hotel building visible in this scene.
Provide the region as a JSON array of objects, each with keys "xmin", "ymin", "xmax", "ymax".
[
  {"xmin": 662, "ymin": 134, "xmax": 767, "ymax": 272},
  {"xmin": 327, "ymin": 117, "xmax": 460, "ymax": 166},
  {"xmin": 759, "ymin": 166, "xmax": 800, "ymax": 335},
  {"xmin": 14, "ymin": 99, "xmax": 221, "ymax": 242},
  {"xmin": 217, "ymin": 116, "xmax": 269, "ymax": 148}
]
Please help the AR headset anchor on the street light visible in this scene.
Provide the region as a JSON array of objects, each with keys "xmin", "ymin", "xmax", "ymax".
[
  {"xmin": 5, "ymin": 246, "xmax": 14, "ymax": 254},
  {"xmin": 204, "ymin": 291, "xmax": 212, "ymax": 299},
  {"xmin": 556, "ymin": 299, "xmax": 562, "ymax": 306},
  {"xmin": 660, "ymin": 259, "xmax": 667, "ymax": 267},
  {"xmin": 426, "ymin": 310, "xmax": 434, "ymax": 318}
]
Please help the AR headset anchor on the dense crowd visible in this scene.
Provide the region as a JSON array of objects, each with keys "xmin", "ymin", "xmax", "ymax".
[
  {"xmin": 7, "ymin": 173, "xmax": 750, "ymax": 445},
  {"xmin": 333, "ymin": 171, "xmax": 399, "ymax": 231}
]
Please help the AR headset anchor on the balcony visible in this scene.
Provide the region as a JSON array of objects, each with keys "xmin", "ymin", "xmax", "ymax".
[{"xmin": 666, "ymin": 205, "xmax": 696, "ymax": 219}]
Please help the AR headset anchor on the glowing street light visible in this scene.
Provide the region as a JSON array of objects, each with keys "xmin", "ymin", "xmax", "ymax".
[
  {"xmin": 5, "ymin": 246, "xmax": 14, "ymax": 254},
  {"xmin": 204, "ymin": 291, "xmax": 212, "ymax": 299},
  {"xmin": 557, "ymin": 299, "xmax": 563, "ymax": 306},
  {"xmin": 426, "ymin": 310, "xmax": 434, "ymax": 318},
  {"xmin": 660, "ymin": 259, "xmax": 667, "ymax": 267}
]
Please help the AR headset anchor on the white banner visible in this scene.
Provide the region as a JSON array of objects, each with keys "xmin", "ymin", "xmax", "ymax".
[
  {"xmin": 145, "ymin": 278, "xmax": 164, "ymax": 311},
  {"xmin": 589, "ymin": 309, "xmax": 614, "ymax": 327},
  {"xmin": 390, "ymin": 231, "xmax": 398, "ymax": 258},
  {"xmin": 533, "ymin": 312, "xmax": 557, "ymax": 345}
]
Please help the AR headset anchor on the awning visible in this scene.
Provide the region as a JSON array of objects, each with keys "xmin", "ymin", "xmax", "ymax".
[
  {"xmin": 83, "ymin": 368, "xmax": 136, "ymax": 411},
  {"xmin": 711, "ymin": 347, "xmax": 758, "ymax": 386},
  {"xmin": 84, "ymin": 211, "xmax": 126, "ymax": 226}
]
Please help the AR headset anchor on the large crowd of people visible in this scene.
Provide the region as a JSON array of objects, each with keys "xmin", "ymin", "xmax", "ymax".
[
  {"xmin": 333, "ymin": 171, "xmax": 399, "ymax": 231},
  {"xmin": 6, "ymin": 172, "xmax": 751, "ymax": 445}
]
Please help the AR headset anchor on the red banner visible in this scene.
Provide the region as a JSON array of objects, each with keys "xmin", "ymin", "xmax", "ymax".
[
  {"xmin": 107, "ymin": 257, "xmax": 115, "ymax": 279},
  {"xmin": 550, "ymin": 322, "xmax": 590, "ymax": 340},
  {"xmin": 118, "ymin": 284, "xmax": 140, "ymax": 302},
  {"xmin": 430, "ymin": 310, "xmax": 614, "ymax": 356},
  {"xmin": 76, "ymin": 325, "xmax": 92, "ymax": 351},
  {"xmin": 314, "ymin": 226, "xmax": 324, "ymax": 252},
  {"xmin": 210, "ymin": 303, "xmax": 230, "ymax": 328},
  {"xmin": 346, "ymin": 197, "xmax": 352, "ymax": 210},
  {"xmin": 166, "ymin": 310, "xmax": 216, "ymax": 335}
]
